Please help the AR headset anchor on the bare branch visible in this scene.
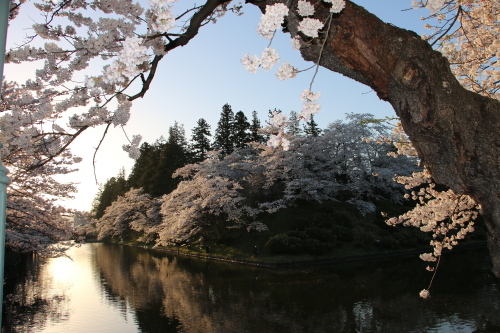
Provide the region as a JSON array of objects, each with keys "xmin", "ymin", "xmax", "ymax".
[
  {"xmin": 128, "ymin": 0, "xmax": 231, "ymax": 101},
  {"xmin": 93, "ymin": 123, "xmax": 112, "ymax": 184}
]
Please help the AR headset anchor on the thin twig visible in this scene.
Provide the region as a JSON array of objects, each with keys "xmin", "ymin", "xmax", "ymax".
[
  {"xmin": 93, "ymin": 123, "xmax": 111, "ymax": 184},
  {"xmin": 309, "ymin": 13, "xmax": 333, "ymax": 91}
]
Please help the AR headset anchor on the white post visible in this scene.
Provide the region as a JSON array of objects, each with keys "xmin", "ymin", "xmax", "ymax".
[
  {"xmin": 0, "ymin": 144, "xmax": 9, "ymax": 327},
  {"xmin": 0, "ymin": 0, "xmax": 11, "ymax": 327},
  {"xmin": 0, "ymin": 0, "xmax": 9, "ymax": 88}
]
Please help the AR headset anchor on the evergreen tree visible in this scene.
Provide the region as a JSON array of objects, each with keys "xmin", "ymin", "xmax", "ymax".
[
  {"xmin": 151, "ymin": 141, "xmax": 187, "ymax": 196},
  {"xmin": 127, "ymin": 142, "xmax": 156, "ymax": 190},
  {"xmin": 167, "ymin": 121, "xmax": 188, "ymax": 150},
  {"xmin": 303, "ymin": 115, "xmax": 322, "ymax": 137},
  {"xmin": 249, "ymin": 111, "xmax": 266, "ymax": 144},
  {"xmin": 190, "ymin": 118, "xmax": 212, "ymax": 163},
  {"xmin": 146, "ymin": 124, "xmax": 189, "ymax": 196},
  {"xmin": 286, "ymin": 111, "xmax": 303, "ymax": 136},
  {"xmin": 213, "ymin": 103, "xmax": 235, "ymax": 157},
  {"xmin": 127, "ymin": 127, "xmax": 190, "ymax": 198},
  {"xmin": 233, "ymin": 111, "xmax": 250, "ymax": 149},
  {"xmin": 92, "ymin": 168, "xmax": 128, "ymax": 219}
]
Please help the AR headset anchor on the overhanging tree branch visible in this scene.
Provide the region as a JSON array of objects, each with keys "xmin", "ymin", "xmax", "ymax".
[{"xmin": 128, "ymin": 0, "xmax": 231, "ymax": 101}]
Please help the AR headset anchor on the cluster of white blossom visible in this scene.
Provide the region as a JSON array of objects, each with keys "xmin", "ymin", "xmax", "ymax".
[
  {"xmin": 298, "ymin": 17, "xmax": 325, "ymax": 38},
  {"xmin": 413, "ymin": 0, "xmax": 445, "ymax": 14},
  {"xmin": 268, "ymin": 111, "xmax": 290, "ymax": 150},
  {"xmin": 296, "ymin": 0, "xmax": 344, "ymax": 36},
  {"xmin": 300, "ymin": 89, "xmax": 321, "ymax": 121},
  {"xmin": 69, "ymin": 106, "xmax": 110, "ymax": 129},
  {"xmin": 241, "ymin": 53, "xmax": 261, "ymax": 73},
  {"xmin": 297, "ymin": 0, "xmax": 315, "ymax": 17},
  {"xmin": 260, "ymin": 47, "xmax": 280, "ymax": 71},
  {"xmin": 291, "ymin": 36, "xmax": 302, "ymax": 50},
  {"xmin": 148, "ymin": 0, "xmax": 177, "ymax": 33},
  {"xmin": 276, "ymin": 62, "xmax": 298, "ymax": 81},
  {"xmin": 112, "ymin": 100, "xmax": 132, "ymax": 127},
  {"xmin": 324, "ymin": 0, "xmax": 346, "ymax": 13},
  {"xmin": 102, "ymin": 36, "xmax": 151, "ymax": 85},
  {"xmin": 241, "ymin": 47, "xmax": 280, "ymax": 72},
  {"xmin": 122, "ymin": 134, "xmax": 143, "ymax": 160},
  {"xmin": 419, "ymin": 289, "xmax": 430, "ymax": 299},
  {"xmin": 256, "ymin": 3, "xmax": 289, "ymax": 40}
]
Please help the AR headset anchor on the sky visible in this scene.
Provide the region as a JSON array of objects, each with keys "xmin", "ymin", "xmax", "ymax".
[{"xmin": 3, "ymin": 0, "xmax": 431, "ymax": 212}]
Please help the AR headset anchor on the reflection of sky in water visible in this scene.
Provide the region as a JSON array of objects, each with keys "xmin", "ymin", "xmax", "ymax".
[
  {"xmin": 425, "ymin": 315, "xmax": 477, "ymax": 333},
  {"xmin": 5, "ymin": 243, "xmax": 500, "ymax": 333},
  {"xmin": 36, "ymin": 246, "xmax": 140, "ymax": 333}
]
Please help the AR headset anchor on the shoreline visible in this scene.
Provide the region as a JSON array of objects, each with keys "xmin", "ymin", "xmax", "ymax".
[{"xmin": 112, "ymin": 240, "xmax": 487, "ymax": 269}]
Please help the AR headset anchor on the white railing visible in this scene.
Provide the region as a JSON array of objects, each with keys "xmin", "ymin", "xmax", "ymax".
[
  {"xmin": 0, "ymin": 0, "xmax": 12, "ymax": 326},
  {"xmin": 0, "ymin": 144, "xmax": 9, "ymax": 326}
]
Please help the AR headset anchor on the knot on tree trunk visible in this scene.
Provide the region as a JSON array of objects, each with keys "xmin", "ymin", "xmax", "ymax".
[{"xmin": 400, "ymin": 60, "xmax": 423, "ymax": 90}]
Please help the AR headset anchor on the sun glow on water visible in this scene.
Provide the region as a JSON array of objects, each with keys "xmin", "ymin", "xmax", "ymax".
[
  {"xmin": 47, "ymin": 256, "xmax": 78, "ymax": 283},
  {"xmin": 36, "ymin": 245, "xmax": 140, "ymax": 333}
]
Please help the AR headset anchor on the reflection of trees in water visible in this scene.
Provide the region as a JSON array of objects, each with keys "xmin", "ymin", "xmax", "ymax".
[
  {"xmin": 94, "ymin": 244, "xmax": 500, "ymax": 333},
  {"xmin": 3, "ymin": 252, "xmax": 70, "ymax": 333}
]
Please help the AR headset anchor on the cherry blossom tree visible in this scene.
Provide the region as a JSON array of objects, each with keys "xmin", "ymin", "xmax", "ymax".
[
  {"xmin": 157, "ymin": 117, "xmax": 414, "ymax": 244},
  {"xmin": 1, "ymin": 83, "xmax": 77, "ymax": 256},
  {"xmin": 158, "ymin": 157, "xmax": 260, "ymax": 245},
  {"xmin": 96, "ymin": 188, "xmax": 161, "ymax": 243},
  {"xmin": 2, "ymin": 0, "xmax": 500, "ymax": 276}
]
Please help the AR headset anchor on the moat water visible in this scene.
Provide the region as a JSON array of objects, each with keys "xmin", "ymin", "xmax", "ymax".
[{"xmin": 2, "ymin": 243, "xmax": 500, "ymax": 332}]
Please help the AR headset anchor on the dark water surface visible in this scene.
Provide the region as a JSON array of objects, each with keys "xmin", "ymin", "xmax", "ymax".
[{"xmin": 2, "ymin": 243, "xmax": 500, "ymax": 332}]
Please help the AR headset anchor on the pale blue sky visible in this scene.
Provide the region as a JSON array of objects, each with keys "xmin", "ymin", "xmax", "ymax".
[{"xmin": 4, "ymin": 1, "xmax": 430, "ymax": 211}]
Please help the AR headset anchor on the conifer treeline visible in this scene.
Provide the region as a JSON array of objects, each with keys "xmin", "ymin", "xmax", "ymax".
[{"xmin": 91, "ymin": 104, "xmax": 322, "ymax": 218}]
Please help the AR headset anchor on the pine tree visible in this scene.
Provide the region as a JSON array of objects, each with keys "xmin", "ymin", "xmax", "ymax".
[
  {"xmin": 190, "ymin": 118, "xmax": 212, "ymax": 163},
  {"xmin": 286, "ymin": 111, "xmax": 303, "ymax": 136},
  {"xmin": 127, "ymin": 127, "xmax": 190, "ymax": 198},
  {"xmin": 213, "ymin": 103, "xmax": 235, "ymax": 157},
  {"xmin": 233, "ymin": 111, "xmax": 250, "ymax": 149},
  {"xmin": 152, "ymin": 141, "xmax": 187, "ymax": 196},
  {"xmin": 249, "ymin": 110, "xmax": 266, "ymax": 144},
  {"xmin": 146, "ymin": 123, "xmax": 189, "ymax": 196},
  {"xmin": 127, "ymin": 142, "xmax": 155, "ymax": 190},
  {"xmin": 92, "ymin": 168, "xmax": 128, "ymax": 219},
  {"xmin": 303, "ymin": 115, "xmax": 322, "ymax": 137},
  {"xmin": 167, "ymin": 121, "xmax": 188, "ymax": 150}
]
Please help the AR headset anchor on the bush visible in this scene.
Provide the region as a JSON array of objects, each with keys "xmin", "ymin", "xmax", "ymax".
[
  {"xmin": 265, "ymin": 234, "xmax": 333, "ymax": 255},
  {"xmin": 330, "ymin": 225, "xmax": 354, "ymax": 242},
  {"xmin": 377, "ymin": 235, "xmax": 401, "ymax": 249},
  {"xmin": 311, "ymin": 213, "xmax": 335, "ymax": 228},
  {"xmin": 392, "ymin": 230, "xmax": 419, "ymax": 248},
  {"xmin": 304, "ymin": 227, "xmax": 336, "ymax": 244}
]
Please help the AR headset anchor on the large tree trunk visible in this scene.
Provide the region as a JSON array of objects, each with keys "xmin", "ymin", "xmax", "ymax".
[{"xmin": 261, "ymin": 0, "xmax": 500, "ymax": 276}]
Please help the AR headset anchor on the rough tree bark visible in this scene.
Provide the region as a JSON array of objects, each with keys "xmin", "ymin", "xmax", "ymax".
[{"xmin": 256, "ymin": 0, "xmax": 500, "ymax": 275}]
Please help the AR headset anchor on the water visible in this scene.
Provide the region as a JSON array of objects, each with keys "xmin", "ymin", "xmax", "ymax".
[{"xmin": 3, "ymin": 243, "xmax": 500, "ymax": 332}]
